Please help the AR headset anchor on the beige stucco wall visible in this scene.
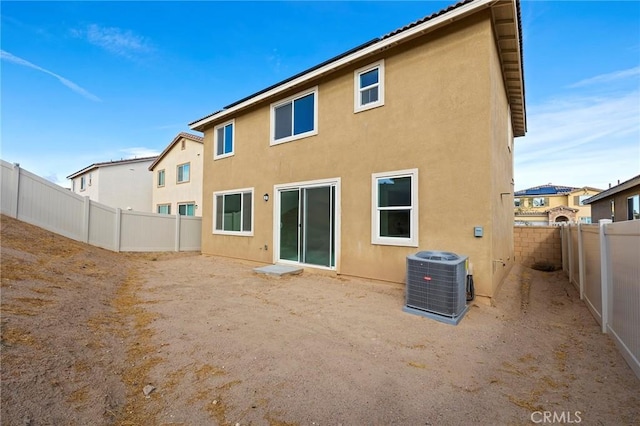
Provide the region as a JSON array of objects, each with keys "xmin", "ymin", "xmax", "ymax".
[
  {"xmin": 151, "ymin": 138, "xmax": 204, "ymax": 216},
  {"xmin": 200, "ymin": 12, "xmax": 515, "ymax": 298},
  {"xmin": 489, "ymin": 27, "xmax": 516, "ymax": 296},
  {"xmin": 567, "ymin": 189, "xmax": 599, "ymax": 221}
]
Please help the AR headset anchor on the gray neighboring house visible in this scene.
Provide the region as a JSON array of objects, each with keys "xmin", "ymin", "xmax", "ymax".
[
  {"xmin": 586, "ymin": 175, "xmax": 640, "ymax": 222},
  {"xmin": 67, "ymin": 156, "xmax": 157, "ymax": 212}
]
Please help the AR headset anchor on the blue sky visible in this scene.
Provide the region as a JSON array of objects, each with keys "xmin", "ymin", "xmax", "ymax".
[{"xmin": 1, "ymin": 1, "xmax": 638, "ymax": 191}]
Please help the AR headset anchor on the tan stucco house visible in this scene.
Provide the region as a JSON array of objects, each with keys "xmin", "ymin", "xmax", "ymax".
[
  {"xmin": 189, "ymin": 0, "xmax": 526, "ymax": 299},
  {"xmin": 148, "ymin": 132, "xmax": 204, "ymax": 216},
  {"xmin": 67, "ymin": 156, "xmax": 156, "ymax": 212},
  {"xmin": 514, "ymin": 184, "xmax": 602, "ymax": 226}
]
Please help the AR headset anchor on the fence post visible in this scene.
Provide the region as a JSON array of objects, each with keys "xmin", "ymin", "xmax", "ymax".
[
  {"xmin": 577, "ymin": 222, "xmax": 585, "ymax": 300},
  {"xmin": 82, "ymin": 196, "xmax": 90, "ymax": 243},
  {"xmin": 114, "ymin": 208, "xmax": 122, "ymax": 252},
  {"xmin": 175, "ymin": 213, "xmax": 181, "ymax": 252},
  {"xmin": 567, "ymin": 225, "xmax": 574, "ymax": 285},
  {"xmin": 599, "ymin": 219, "xmax": 612, "ymax": 334},
  {"xmin": 10, "ymin": 163, "xmax": 20, "ymax": 219}
]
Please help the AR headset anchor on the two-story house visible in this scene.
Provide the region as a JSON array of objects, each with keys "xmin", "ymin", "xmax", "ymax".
[
  {"xmin": 514, "ymin": 184, "xmax": 602, "ymax": 226},
  {"xmin": 67, "ymin": 156, "xmax": 156, "ymax": 212},
  {"xmin": 586, "ymin": 175, "xmax": 640, "ymax": 222},
  {"xmin": 189, "ymin": 0, "xmax": 526, "ymax": 299},
  {"xmin": 148, "ymin": 132, "xmax": 204, "ymax": 216}
]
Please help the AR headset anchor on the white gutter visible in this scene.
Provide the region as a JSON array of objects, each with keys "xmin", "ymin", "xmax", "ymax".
[{"xmin": 190, "ymin": 0, "xmax": 496, "ymax": 131}]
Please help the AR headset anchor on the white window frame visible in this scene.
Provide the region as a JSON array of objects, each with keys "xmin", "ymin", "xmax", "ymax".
[
  {"xmin": 371, "ymin": 168, "xmax": 418, "ymax": 247},
  {"xmin": 214, "ymin": 119, "xmax": 235, "ymax": 160},
  {"xmin": 80, "ymin": 176, "xmax": 86, "ymax": 191},
  {"xmin": 177, "ymin": 162, "xmax": 190, "ymax": 184},
  {"xmin": 213, "ymin": 187, "xmax": 254, "ymax": 236},
  {"xmin": 270, "ymin": 87, "xmax": 318, "ymax": 146},
  {"xmin": 157, "ymin": 204, "xmax": 171, "ymax": 215},
  {"xmin": 178, "ymin": 202, "xmax": 196, "ymax": 216},
  {"xmin": 354, "ymin": 60, "xmax": 385, "ymax": 113},
  {"xmin": 157, "ymin": 169, "xmax": 165, "ymax": 187},
  {"xmin": 628, "ymin": 194, "xmax": 640, "ymax": 220}
]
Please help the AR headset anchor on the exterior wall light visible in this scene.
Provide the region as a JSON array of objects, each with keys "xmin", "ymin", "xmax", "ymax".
[{"xmin": 263, "ymin": 193, "xmax": 269, "ymax": 202}]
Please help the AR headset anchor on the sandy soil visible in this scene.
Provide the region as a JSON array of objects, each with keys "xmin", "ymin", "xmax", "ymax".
[{"xmin": 1, "ymin": 215, "xmax": 638, "ymax": 425}]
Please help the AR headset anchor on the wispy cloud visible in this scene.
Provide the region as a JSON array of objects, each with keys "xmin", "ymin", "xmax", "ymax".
[
  {"xmin": 515, "ymin": 68, "xmax": 640, "ymax": 190},
  {"xmin": 71, "ymin": 24, "xmax": 153, "ymax": 59},
  {"xmin": 0, "ymin": 50, "xmax": 101, "ymax": 102},
  {"xmin": 267, "ymin": 48, "xmax": 283, "ymax": 74},
  {"xmin": 568, "ymin": 66, "xmax": 640, "ymax": 88},
  {"xmin": 119, "ymin": 147, "xmax": 160, "ymax": 158}
]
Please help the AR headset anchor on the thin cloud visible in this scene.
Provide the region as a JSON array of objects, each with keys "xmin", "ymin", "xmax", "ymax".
[
  {"xmin": 568, "ymin": 66, "xmax": 640, "ymax": 88},
  {"xmin": 119, "ymin": 147, "xmax": 160, "ymax": 158},
  {"xmin": 71, "ymin": 24, "xmax": 153, "ymax": 59},
  {"xmin": 0, "ymin": 50, "xmax": 101, "ymax": 102},
  {"xmin": 515, "ymin": 88, "xmax": 639, "ymax": 190}
]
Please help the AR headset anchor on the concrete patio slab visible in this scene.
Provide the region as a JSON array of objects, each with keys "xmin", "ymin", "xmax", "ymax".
[{"xmin": 253, "ymin": 264, "xmax": 303, "ymax": 277}]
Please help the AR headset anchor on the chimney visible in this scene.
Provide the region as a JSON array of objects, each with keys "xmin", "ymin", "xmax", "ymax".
[{"xmin": 609, "ymin": 183, "xmax": 612, "ymax": 188}]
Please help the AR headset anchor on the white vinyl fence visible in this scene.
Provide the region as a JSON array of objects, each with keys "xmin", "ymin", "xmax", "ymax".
[
  {"xmin": 1, "ymin": 160, "xmax": 201, "ymax": 252},
  {"xmin": 561, "ymin": 220, "xmax": 640, "ymax": 379}
]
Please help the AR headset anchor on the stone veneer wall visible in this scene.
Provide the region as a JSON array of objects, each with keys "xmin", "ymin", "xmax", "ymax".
[{"xmin": 514, "ymin": 226, "xmax": 562, "ymax": 269}]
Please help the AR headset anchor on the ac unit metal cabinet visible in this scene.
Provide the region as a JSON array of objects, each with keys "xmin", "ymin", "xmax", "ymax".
[{"xmin": 403, "ymin": 251, "xmax": 469, "ymax": 325}]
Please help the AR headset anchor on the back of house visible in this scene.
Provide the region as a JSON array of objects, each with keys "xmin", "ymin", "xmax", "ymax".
[{"xmin": 190, "ymin": 0, "xmax": 526, "ymax": 299}]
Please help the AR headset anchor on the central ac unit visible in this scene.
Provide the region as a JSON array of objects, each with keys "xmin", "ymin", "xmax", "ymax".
[{"xmin": 403, "ymin": 251, "xmax": 469, "ymax": 325}]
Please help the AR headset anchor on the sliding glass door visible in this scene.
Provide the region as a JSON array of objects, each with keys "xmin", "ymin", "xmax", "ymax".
[{"xmin": 279, "ymin": 184, "xmax": 335, "ymax": 268}]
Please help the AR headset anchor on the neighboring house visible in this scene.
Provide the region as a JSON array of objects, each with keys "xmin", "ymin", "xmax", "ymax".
[
  {"xmin": 585, "ymin": 175, "xmax": 640, "ymax": 222},
  {"xmin": 67, "ymin": 157, "xmax": 156, "ymax": 212},
  {"xmin": 514, "ymin": 184, "xmax": 602, "ymax": 226},
  {"xmin": 189, "ymin": 0, "xmax": 526, "ymax": 299},
  {"xmin": 148, "ymin": 132, "xmax": 204, "ymax": 216}
]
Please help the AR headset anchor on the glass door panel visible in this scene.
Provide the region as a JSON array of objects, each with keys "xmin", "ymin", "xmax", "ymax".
[
  {"xmin": 278, "ymin": 185, "xmax": 335, "ymax": 268},
  {"xmin": 279, "ymin": 190, "xmax": 300, "ymax": 262},
  {"xmin": 303, "ymin": 186, "xmax": 332, "ymax": 267}
]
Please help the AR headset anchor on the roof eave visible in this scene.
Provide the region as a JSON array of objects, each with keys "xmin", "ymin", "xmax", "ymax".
[
  {"xmin": 67, "ymin": 156, "xmax": 158, "ymax": 180},
  {"xmin": 149, "ymin": 132, "xmax": 204, "ymax": 171},
  {"xmin": 584, "ymin": 175, "xmax": 640, "ymax": 204}
]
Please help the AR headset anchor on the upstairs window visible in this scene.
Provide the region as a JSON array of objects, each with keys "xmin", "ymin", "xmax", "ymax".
[
  {"xmin": 157, "ymin": 169, "xmax": 165, "ymax": 187},
  {"xmin": 271, "ymin": 88, "xmax": 317, "ymax": 145},
  {"xmin": 532, "ymin": 197, "xmax": 546, "ymax": 207},
  {"xmin": 80, "ymin": 176, "xmax": 86, "ymax": 191},
  {"xmin": 514, "ymin": 198, "xmax": 521, "ymax": 207},
  {"xmin": 214, "ymin": 120, "xmax": 235, "ymax": 159},
  {"xmin": 354, "ymin": 60, "xmax": 384, "ymax": 112},
  {"xmin": 575, "ymin": 195, "xmax": 590, "ymax": 206},
  {"xmin": 177, "ymin": 163, "xmax": 190, "ymax": 183}
]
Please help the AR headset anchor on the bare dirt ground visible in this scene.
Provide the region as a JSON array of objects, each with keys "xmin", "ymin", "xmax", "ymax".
[{"xmin": 1, "ymin": 214, "xmax": 638, "ymax": 425}]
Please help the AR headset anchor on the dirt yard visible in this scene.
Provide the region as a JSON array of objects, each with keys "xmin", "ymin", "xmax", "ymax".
[{"xmin": 1, "ymin": 215, "xmax": 638, "ymax": 425}]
